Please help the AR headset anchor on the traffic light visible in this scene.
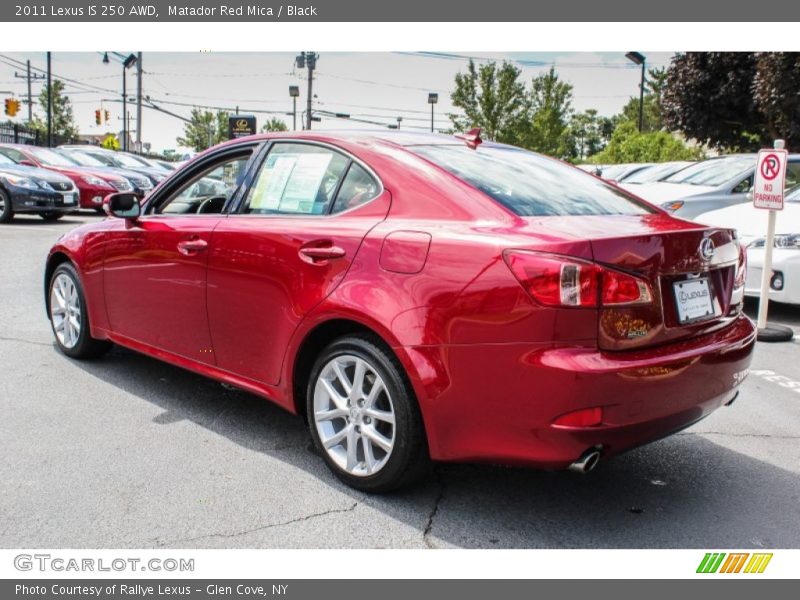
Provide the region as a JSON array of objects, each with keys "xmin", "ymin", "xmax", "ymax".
[
  {"xmin": 104, "ymin": 110, "xmax": 110, "ymax": 123},
  {"xmin": 4, "ymin": 98, "xmax": 19, "ymax": 117},
  {"xmin": 95, "ymin": 109, "xmax": 101, "ymax": 125}
]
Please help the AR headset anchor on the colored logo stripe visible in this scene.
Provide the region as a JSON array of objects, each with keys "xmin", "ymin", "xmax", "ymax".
[
  {"xmin": 697, "ymin": 553, "xmax": 726, "ymax": 573},
  {"xmin": 697, "ymin": 552, "xmax": 773, "ymax": 574},
  {"xmin": 744, "ymin": 553, "xmax": 773, "ymax": 574}
]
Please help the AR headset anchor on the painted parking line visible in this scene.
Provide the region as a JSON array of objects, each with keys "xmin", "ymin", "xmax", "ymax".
[{"xmin": 749, "ymin": 369, "xmax": 800, "ymax": 393}]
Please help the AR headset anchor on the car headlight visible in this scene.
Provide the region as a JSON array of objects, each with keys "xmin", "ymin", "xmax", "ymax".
[
  {"xmin": 661, "ymin": 200, "xmax": 684, "ymax": 212},
  {"xmin": 1, "ymin": 174, "xmax": 40, "ymax": 189},
  {"xmin": 81, "ymin": 174, "xmax": 110, "ymax": 187},
  {"xmin": 748, "ymin": 234, "xmax": 800, "ymax": 249}
]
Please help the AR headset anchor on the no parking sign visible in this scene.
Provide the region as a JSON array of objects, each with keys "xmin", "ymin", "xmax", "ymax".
[{"xmin": 753, "ymin": 148, "xmax": 788, "ymax": 210}]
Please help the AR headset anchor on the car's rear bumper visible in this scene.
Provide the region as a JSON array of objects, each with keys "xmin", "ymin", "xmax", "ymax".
[{"xmin": 405, "ymin": 313, "xmax": 756, "ymax": 468}]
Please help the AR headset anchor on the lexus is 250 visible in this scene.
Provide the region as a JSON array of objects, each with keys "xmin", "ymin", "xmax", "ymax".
[{"xmin": 45, "ymin": 131, "xmax": 756, "ymax": 492}]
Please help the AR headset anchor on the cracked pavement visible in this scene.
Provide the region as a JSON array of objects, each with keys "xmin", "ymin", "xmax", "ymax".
[{"xmin": 1, "ymin": 215, "xmax": 799, "ymax": 548}]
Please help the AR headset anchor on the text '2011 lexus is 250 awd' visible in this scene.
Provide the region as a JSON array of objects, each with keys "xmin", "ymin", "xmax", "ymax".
[{"xmin": 44, "ymin": 130, "xmax": 756, "ymax": 492}]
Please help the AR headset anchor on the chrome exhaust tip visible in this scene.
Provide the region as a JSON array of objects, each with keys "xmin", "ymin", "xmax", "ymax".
[{"xmin": 568, "ymin": 448, "xmax": 601, "ymax": 474}]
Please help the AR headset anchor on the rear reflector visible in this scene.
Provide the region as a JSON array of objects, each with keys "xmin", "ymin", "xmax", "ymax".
[
  {"xmin": 553, "ymin": 407, "xmax": 603, "ymax": 428},
  {"xmin": 503, "ymin": 250, "xmax": 653, "ymax": 308}
]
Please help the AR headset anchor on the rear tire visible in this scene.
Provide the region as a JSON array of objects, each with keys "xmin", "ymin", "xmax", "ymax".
[
  {"xmin": 306, "ymin": 335, "xmax": 430, "ymax": 493},
  {"xmin": 48, "ymin": 262, "xmax": 111, "ymax": 359},
  {"xmin": 0, "ymin": 189, "xmax": 13, "ymax": 223},
  {"xmin": 40, "ymin": 212, "xmax": 64, "ymax": 221}
]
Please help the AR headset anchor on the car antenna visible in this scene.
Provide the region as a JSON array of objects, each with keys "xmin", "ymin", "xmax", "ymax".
[{"xmin": 455, "ymin": 127, "xmax": 482, "ymax": 149}]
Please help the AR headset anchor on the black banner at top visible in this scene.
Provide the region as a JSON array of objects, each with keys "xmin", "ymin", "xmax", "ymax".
[{"xmin": 3, "ymin": 0, "xmax": 799, "ymax": 22}]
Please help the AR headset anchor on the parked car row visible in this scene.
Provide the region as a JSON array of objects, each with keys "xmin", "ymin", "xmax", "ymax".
[{"xmin": 0, "ymin": 144, "xmax": 176, "ymax": 222}]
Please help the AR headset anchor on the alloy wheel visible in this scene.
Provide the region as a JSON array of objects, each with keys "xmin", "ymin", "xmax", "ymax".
[
  {"xmin": 312, "ymin": 354, "xmax": 396, "ymax": 477},
  {"xmin": 50, "ymin": 273, "xmax": 82, "ymax": 349}
]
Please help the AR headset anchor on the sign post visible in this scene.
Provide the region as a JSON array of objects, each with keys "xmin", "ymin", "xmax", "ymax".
[{"xmin": 752, "ymin": 140, "xmax": 793, "ymax": 342}]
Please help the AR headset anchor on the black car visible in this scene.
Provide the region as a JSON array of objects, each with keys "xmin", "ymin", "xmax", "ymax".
[{"xmin": 0, "ymin": 155, "xmax": 78, "ymax": 223}]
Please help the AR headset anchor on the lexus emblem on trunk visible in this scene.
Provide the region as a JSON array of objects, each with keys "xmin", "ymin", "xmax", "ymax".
[{"xmin": 699, "ymin": 238, "xmax": 715, "ymax": 261}]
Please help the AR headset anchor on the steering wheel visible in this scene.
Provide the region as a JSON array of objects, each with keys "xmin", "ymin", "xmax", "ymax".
[{"xmin": 197, "ymin": 196, "xmax": 227, "ymax": 214}]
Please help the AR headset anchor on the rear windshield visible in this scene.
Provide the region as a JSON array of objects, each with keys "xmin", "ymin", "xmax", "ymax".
[
  {"xmin": 663, "ymin": 156, "xmax": 754, "ymax": 186},
  {"xmin": 410, "ymin": 144, "xmax": 654, "ymax": 217}
]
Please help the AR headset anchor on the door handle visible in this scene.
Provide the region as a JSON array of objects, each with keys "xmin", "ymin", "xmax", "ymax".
[
  {"xmin": 299, "ymin": 245, "xmax": 346, "ymax": 262},
  {"xmin": 177, "ymin": 239, "xmax": 208, "ymax": 255}
]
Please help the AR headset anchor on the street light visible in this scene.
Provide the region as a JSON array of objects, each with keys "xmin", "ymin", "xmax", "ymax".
[
  {"xmin": 104, "ymin": 52, "xmax": 138, "ymax": 151},
  {"xmin": 428, "ymin": 93, "xmax": 438, "ymax": 133},
  {"xmin": 289, "ymin": 85, "xmax": 299, "ymax": 131},
  {"xmin": 625, "ymin": 51, "xmax": 646, "ymax": 133}
]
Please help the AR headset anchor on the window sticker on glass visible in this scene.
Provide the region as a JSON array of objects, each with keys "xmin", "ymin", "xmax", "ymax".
[
  {"xmin": 280, "ymin": 153, "xmax": 333, "ymax": 213},
  {"xmin": 251, "ymin": 155, "xmax": 296, "ymax": 210},
  {"xmin": 250, "ymin": 152, "xmax": 333, "ymax": 213}
]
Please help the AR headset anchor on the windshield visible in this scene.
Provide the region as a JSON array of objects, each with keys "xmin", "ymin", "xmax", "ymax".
[
  {"xmin": 28, "ymin": 148, "xmax": 78, "ymax": 167},
  {"xmin": 411, "ymin": 144, "xmax": 654, "ymax": 217},
  {"xmin": 786, "ymin": 185, "xmax": 800, "ymax": 203},
  {"xmin": 65, "ymin": 150, "xmax": 106, "ymax": 167},
  {"xmin": 112, "ymin": 153, "xmax": 149, "ymax": 168},
  {"xmin": 624, "ymin": 162, "xmax": 690, "ymax": 184},
  {"xmin": 0, "ymin": 154, "xmax": 15, "ymax": 165},
  {"xmin": 663, "ymin": 156, "xmax": 754, "ymax": 187}
]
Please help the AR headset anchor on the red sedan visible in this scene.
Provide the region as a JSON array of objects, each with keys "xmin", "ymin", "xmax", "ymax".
[
  {"xmin": 0, "ymin": 144, "xmax": 134, "ymax": 211},
  {"xmin": 44, "ymin": 131, "xmax": 756, "ymax": 492}
]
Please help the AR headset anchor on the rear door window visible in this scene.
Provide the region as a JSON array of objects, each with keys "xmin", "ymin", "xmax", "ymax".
[{"xmin": 243, "ymin": 143, "xmax": 350, "ymax": 215}]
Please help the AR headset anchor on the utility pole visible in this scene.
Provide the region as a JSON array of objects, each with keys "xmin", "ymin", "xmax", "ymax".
[
  {"xmin": 135, "ymin": 52, "xmax": 142, "ymax": 152},
  {"xmin": 296, "ymin": 52, "xmax": 318, "ymax": 130},
  {"xmin": 14, "ymin": 60, "xmax": 45, "ymax": 123},
  {"xmin": 46, "ymin": 52, "xmax": 52, "ymax": 147}
]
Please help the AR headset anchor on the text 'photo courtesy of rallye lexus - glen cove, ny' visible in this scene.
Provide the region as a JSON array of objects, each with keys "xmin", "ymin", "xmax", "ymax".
[{"xmin": 43, "ymin": 129, "xmax": 756, "ymax": 492}]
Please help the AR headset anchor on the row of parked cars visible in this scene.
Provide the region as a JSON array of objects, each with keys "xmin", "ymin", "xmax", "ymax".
[
  {"xmin": 0, "ymin": 144, "xmax": 177, "ymax": 223},
  {"xmin": 584, "ymin": 154, "xmax": 800, "ymax": 305}
]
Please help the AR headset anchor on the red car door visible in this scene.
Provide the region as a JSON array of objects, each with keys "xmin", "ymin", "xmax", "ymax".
[
  {"xmin": 206, "ymin": 142, "xmax": 389, "ymax": 385},
  {"xmin": 103, "ymin": 150, "xmax": 256, "ymax": 364}
]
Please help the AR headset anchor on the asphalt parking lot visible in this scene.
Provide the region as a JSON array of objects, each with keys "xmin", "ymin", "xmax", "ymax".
[{"xmin": 1, "ymin": 213, "xmax": 799, "ymax": 549}]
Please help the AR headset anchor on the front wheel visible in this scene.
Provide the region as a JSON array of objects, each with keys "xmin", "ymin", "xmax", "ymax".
[
  {"xmin": 48, "ymin": 262, "xmax": 111, "ymax": 359},
  {"xmin": 307, "ymin": 335, "xmax": 429, "ymax": 493},
  {"xmin": 0, "ymin": 189, "xmax": 13, "ymax": 223}
]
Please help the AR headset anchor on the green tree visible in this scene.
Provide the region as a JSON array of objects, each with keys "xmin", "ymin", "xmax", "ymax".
[
  {"xmin": 261, "ymin": 117, "xmax": 288, "ymax": 132},
  {"xmin": 592, "ymin": 121, "xmax": 704, "ymax": 164},
  {"xmin": 661, "ymin": 53, "xmax": 765, "ymax": 151},
  {"xmin": 567, "ymin": 109, "xmax": 613, "ymax": 161},
  {"xmin": 177, "ymin": 108, "xmax": 229, "ymax": 151},
  {"xmin": 753, "ymin": 52, "xmax": 800, "ymax": 147},
  {"xmin": 524, "ymin": 67, "xmax": 574, "ymax": 158},
  {"xmin": 449, "ymin": 59, "xmax": 529, "ymax": 145},
  {"xmin": 30, "ymin": 80, "xmax": 79, "ymax": 142}
]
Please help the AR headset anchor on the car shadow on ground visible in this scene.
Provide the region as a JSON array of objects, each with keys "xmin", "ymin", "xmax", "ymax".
[{"xmin": 69, "ymin": 344, "xmax": 800, "ymax": 549}]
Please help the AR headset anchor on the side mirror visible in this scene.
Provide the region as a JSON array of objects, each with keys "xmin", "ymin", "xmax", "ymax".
[
  {"xmin": 103, "ymin": 192, "xmax": 140, "ymax": 220},
  {"xmin": 18, "ymin": 159, "xmax": 36, "ymax": 167}
]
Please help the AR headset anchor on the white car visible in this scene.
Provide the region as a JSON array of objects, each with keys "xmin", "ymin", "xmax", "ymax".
[{"xmin": 697, "ymin": 186, "xmax": 800, "ymax": 305}]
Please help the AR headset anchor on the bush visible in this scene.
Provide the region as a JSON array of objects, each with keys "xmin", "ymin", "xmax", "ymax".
[{"xmin": 592, "ymin": 122, "xmax": 704, "ymax": 164}]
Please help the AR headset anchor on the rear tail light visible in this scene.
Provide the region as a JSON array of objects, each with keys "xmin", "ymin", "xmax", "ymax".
[
  {"xmin": 503, "ymin": 250, "xmax": 653, "ymax": 308},
  {"xmin": 734, "ymin": 241, "xmax": 747, "ymax": 289}
]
